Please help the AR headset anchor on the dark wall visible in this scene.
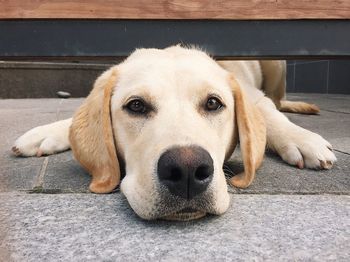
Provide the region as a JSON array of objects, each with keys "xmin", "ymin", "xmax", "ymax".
[
  {"xmin": 1, "ymin": 60, "xmax": 349, "ymax": 98},
  {"xmin": 286, "ymin": 60, "xmax": 350, "ymax": 94}
]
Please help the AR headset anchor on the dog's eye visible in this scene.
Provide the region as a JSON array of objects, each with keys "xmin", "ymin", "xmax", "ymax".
[
  {"xmin": 126, "ymin": 99, "xmax": 147, "ymax": 114},
  {"xmin": 206, "ymin": 97, "xmax": 223, "ymax": 111}
]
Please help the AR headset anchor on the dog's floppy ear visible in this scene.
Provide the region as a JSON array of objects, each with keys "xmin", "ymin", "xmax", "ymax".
[
  {"xmin": 228, "ymin": 75, "xmax": 266, "ymax": 188},
  {"xmin": 69, "ymin": 67, "xmax": 120, "ymax": 193}
]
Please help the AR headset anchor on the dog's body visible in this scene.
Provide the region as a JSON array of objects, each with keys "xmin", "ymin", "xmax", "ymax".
[{"xmin": 13, "ymin": 46, "xmax": 336, "ymax": 220}]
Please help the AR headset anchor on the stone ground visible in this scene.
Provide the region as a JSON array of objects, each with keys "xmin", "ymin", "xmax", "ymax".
[{"xmin": 0, "ymin": 94, "xmax": 349, "ymax": 261}]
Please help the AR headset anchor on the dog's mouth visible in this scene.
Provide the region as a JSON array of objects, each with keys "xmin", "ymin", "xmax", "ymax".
[{"xmin": 162, "ymin": 208, "xmax": 207, "ymax": 221}]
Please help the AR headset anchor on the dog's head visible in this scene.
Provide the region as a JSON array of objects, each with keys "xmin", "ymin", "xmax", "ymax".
[{"xmin": 69, "ymin": 46, "xmax": 266, "ymax": 220}]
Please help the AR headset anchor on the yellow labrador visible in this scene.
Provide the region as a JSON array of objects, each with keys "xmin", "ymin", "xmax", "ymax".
[{"xmin": 12, "ymin": 46, "xmax": 336, "ymax": 220}]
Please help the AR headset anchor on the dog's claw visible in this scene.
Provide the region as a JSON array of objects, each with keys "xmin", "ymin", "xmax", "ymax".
[
  {"xmin": 12, "ymin": 146, "xmax": 22, "ymax": 156},
  {"xmin": 296, "ymin": 160, "xmax": 304, "ymax": 169}
]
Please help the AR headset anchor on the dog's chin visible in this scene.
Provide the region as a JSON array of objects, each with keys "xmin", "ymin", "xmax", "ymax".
[
  {"xmin": 162, "ymin": 208, "xmax": 207, "ymax": 221},
  {"xmin": 124, "ymin": 183, "xmax": 229, "ymax": 221}
]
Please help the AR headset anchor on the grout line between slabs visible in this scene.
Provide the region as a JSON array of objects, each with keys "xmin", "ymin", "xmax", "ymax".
[
  {"xmin": 33, "ymin": 157, "xmax": 49, "ymax": 189},
  {"xmin": 56, "ymin": 99, "xmax": 65, "ymax": 121},
  {"xmin": 334, "ymin": 149, "xmax": 350, "ymax": 156},
  {"xmin": 321, "ymin": 109, "xmax": 350, "ymax": 115}
]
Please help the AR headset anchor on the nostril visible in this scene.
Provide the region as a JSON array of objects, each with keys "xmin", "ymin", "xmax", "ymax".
[
  {"xmin": 169, "ymin": 167, "xmax": 182, "ymax": 182},
  {"xmin": 194, "ymin": 165, "xmax": 211, "ymax": 181}
]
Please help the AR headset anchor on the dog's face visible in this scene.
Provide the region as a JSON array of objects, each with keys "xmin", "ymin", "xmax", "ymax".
[
  {"xmin": 69, "ymin": 46, "xmax": 266, "ymax": 221},
  {"xmin": 111, "ymin": 47, "xmax": 234, "ymax": 219}
]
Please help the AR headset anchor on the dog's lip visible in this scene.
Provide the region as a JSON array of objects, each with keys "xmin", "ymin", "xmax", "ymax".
[{"xmin": 161, "ymin": 208, "xmax": 207, "ymax": 221}]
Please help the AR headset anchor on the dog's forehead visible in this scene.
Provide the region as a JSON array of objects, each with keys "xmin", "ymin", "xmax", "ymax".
[{"xmin": 116, "ymin": 47, "xmax": 229, "ymax": 94}]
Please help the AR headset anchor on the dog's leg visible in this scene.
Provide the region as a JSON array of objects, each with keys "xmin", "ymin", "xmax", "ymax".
[
  {"xmin": 260, "ymin": 60, "xmax": 286, "ymax": 109},
  {"xmin": 12, "ymin": 118, "xmax": 72, "ymax": 157},
  {"xmin": 260, "ymin": 60, "xmax": 320, "ymax": 114},
  {"xmin": 256, "ymin": 98, "xmax": 336, "ymax": 169}
]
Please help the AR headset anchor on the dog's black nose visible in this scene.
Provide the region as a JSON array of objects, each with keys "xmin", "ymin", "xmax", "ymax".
[{"xmin": 157, "ymin": 146, "xmax": 214, "ymax": 200}]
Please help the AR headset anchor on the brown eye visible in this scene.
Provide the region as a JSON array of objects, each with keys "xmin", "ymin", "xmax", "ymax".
[
  {"xmin": 126, "ymin": 99, "xmax": 147, "ymax": 114},
  {"xmin": 206, "ymin": 97, "xmax": 223, "ymax": 111}
]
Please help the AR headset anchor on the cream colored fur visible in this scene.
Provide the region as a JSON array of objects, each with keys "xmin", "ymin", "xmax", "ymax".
[{"xmin": 12, "ymin": 46, "xmax": 336, "ymax": 220}]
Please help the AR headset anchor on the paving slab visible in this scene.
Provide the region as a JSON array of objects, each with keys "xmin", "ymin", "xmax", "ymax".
[
  {"xmin": 0, "ymin": 100, "xmax": 59, "ymax": 192},
  {"xmin": 0, "ymin": 163, "xmax": 43, "ymax": 192},
  {"xmin": 0, "ymin": 99, "xmax": 81, "ymax": 192},
  {"xmin": 0, "ymin": 193, "xmax": 349, "ymax": 262},
  {"xmin": 42, "ymin": 151, "xmax": 90, "ymax": 192},
  {"xmin": 227, "ymin": 151, "xmax": 350, "ymax": 194},
  {"xmin": 55, "ymin": 98, "xmax": 83, "ymax": 120},
  {"xmin": 287, "ymin": 93, "xmax": 350, "ymax": 114},
  {"xmin": 286, "ymin": 94, "xmax": 350, "ymax": 153},
  {"xmin": 285, "ymin": 111, "xmax": 350, "ymax": 153}
]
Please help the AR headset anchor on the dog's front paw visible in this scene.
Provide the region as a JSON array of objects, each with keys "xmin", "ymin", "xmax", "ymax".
[
  {"xmin": 12, "ymin": 121, "xmax": 70, "ymax": 157},
  {"xmin": 275, "ymin": 127, "xmax": 336, "ymax": 170}
]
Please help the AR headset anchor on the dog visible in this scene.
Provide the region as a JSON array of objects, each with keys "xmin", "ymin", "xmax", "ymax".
[{"xmin": 12, "ymin": 46, "xmax": 336, "ymax": 221}]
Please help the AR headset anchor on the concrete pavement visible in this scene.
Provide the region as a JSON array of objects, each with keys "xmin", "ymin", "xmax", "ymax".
[{"xmin": 0, "ymin": 94, "xmax": 349, "ymax": 261}]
